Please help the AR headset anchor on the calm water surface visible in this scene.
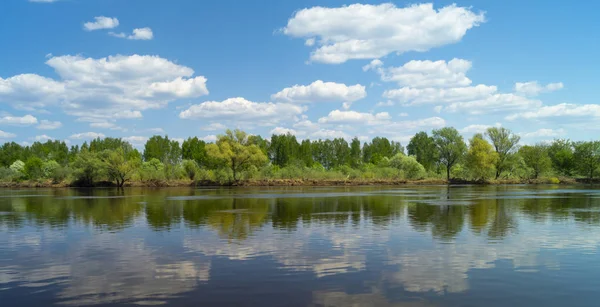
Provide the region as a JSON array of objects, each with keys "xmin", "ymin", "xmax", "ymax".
[{"xmin": 2, "ymin": 185, "xmax": 600, "ymax": 306}]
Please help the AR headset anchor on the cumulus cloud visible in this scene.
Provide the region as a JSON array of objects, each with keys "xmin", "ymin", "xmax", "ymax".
[
  {"xmin": 201, "ymin": 135, "xmax": 217, "ymax": 142},
  {"xmin": 110, "ymin": 27, "xmax": 154, "ymax": 40},
  {"xmin": 380, "ymin": 58, "xmax": 544, "ymax": 114},
  {"xmin": 310, "ymin": 129, "xmax": 350, "ymax": 140},
  {"xmin": 520, "ymin": 128, "xmax": 566, "ymax": 138},
  {"xmin": 70, "ymin": 132, "xmax": 106, "ymax": 140},
  {"xmin": 84, "ymin": 16, "xmax": 119, "ymax": 31},
  {"xmin": 0, "ymin": 54, "xmax": 209, "ymax": 120},
  {"xmin": 179, "ymin": 97, "xmax": 304, "ymax": 124},
  {"xmin": 201, "ymin": 123, "xmax": 227, "ymax": 131},
  {"xmin": 37, "ymin": 120, "xmax": 62, "ymax": 130},
  {"xmin": 270, "ymin": 127, "xmax": 299, "ymax": 136},
  {"xmin": 379, "ymin": 58, "xmax": 472, "ymax": 88},
  {"xmin": 0, "ymin": 130, "xmax": 16, "ymax": 139},
  {"xmin": 459, "ymin": 123, "xmax": 501, "ymax": 134},
  {"xmin": 271, "ymin": 80, "xmax": 366, "ymax": 105},
  {"xmin": 317, "ymin": 110, "xmax": 391, "ymax": 125},
  {"xmin": 515, "ymin": 81, "xmax": 564, "ymax": 96},
  {"xmin": 122, "ymin": 136, "xmax": 148, "ymax": 146},
  {"xmin": 33, "ymin": 135, "xmax": 54, "ymax": 141},
  {"xmin": 362, "ymin": 59, "xmax": 383, "ymax": 72},
  {"xmin": 0, "ymin": 114, "xmax": 38, "ymax": 125},
  {"xmin": 282, "ymin": 3, "xmax": 485, "ymax": 64},
  {"xmin": 506, "ymin": 103, "xmax": 600, "ymax": 121}
]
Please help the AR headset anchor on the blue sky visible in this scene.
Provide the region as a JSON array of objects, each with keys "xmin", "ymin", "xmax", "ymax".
[{"xmin": 1, "ymin": 0, "xmax": 599, "ymax": 147}]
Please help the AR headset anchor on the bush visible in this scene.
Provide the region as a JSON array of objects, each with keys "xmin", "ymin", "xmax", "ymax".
[
  {"xmin": 0, "ymin": 167, "xmax": 17, "ymax": 182},
  {"xmin": 10, "ymin": 160, "xmax": 25, "ymax": 179},
  {"xmin": 388, "ymin": 154, "xmax": 426, "ymax": 180},
  {"xmin": 24, "ymin": 157, "xmax": 44, "ymax": 180},
  {"xmin": 42, "ymin": 160, "xmax": 60, "ymax": 178},
  {"xmin": 181, "ymin": 160, "xmax": 199, "ymax": 180}
]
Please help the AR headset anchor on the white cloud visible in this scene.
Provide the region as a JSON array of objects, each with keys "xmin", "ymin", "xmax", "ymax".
[
  {"xmin": 84, "ymin": 17, "xmax": 119, "ymax": 31},
  {"xmin": 433, "ymin": 105, "xmax": 443, "ymax": 113},
  {"xmin": 34, "ymin": 135, "xmax": 53, "ymax": 141},
  {"xmin": 271, "ymin": 80, "xmax": 366, "ymax": 104},
  {"xmin": 70, "ymin": 132, "xmax": 105, "ymax": 140},
  {"xmin": 179, "ymin": 97, "xmax": 304, "ymax": 124},
  {"xmin": 122, "ymin": 136, "xmax": 148, "ymax": 146},
  {"xmin": 506, "ymin": 103, "xmax": 600, "ymax": 121},
  {"xmin": 399, "ymin": 112, "xmax": 408, "ymax": 117},
  {"xmin": 0, "ymin": 130, "xmax": 16, "ymax": 139},
  {"xmin": 89, "ymin": 122, "xmax": 123, "ymax": 130},
  {"xmin": 0, "ymin": 114, "xmax": 38, "ymax": 125},
  {"xmin": 310, "ymin": 129, "xmax": 350, "ymax": 139},
  {"xmin": 0, "ymin": 54, "xmax": 209, "ymax": 120},
  {"xmin": 282, "ymin": 3, "xmax": 485, "ymax": 64},
  {"xmin": 378, "ymin": 117, "xmax": 446, "ymax": 132},
  {"xmin": 37, "ymin": 120, "xmax": 62, "ymax": 130},
  {"xmin": 515, "ymin": 81, "xmax": 564, "ymax": 96},
  {"xmin": 520, "ymin": 128, "xmax": 566, "ymax": 138},
  {"xmin": 362, "ymin": 59, "xmax": 383, "ymax": 72},
  {"xmin": 270, "ymin": 127, "xmax": 299, "ymax": 136},
  {"xmin": 201, "ymin": 135, "xmax": 217, "ymax": 142},
  {"xmin": 293, "ymin": 119, "xmax": 319, "ymax": 131},
  {"xmin": 459, "ymin": 123, "xmax": 501, "ymax": 134},
  {"xmin": 384, "ymin": 84, "xmax": 497, "ymax": 105},
  {"xmin": 201, "ymin": 123, "xmax": 227, "ymax": 131},
  {"xmin": 318, "ymin": 110, "xmax": 391, "ymax": 125},
  {"xmin": 379, "ymin": 59, "xmax": 544, "ymax": 114},
  {"xmin": 110, "ymin": 27, "xmax": 154, "ymax": 40},
  {"xmin": 379, "ymin": 58, "xmax": 472, "ymax": 88}
]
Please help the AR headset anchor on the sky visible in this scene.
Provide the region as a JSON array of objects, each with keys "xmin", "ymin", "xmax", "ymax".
[{"xmin": 1, "ymin": 0, "xmax": 600, "ymax": 148}]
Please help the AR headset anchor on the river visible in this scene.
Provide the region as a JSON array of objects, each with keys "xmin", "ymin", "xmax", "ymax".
[{"xmin": 1, "ymin": 185, "xmax": 600, "ymax": 306}]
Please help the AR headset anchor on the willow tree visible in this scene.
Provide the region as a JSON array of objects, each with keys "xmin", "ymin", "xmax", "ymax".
[
  {"xmin": 432, "ymin": 127, "xmax": 467, "ymax": 181},
  {"xmin": 465, "ymin": 134, "xmax": 498, "ymax": 181},
  {"xmin": 485, "ymin": 127, "xmax": 520, "ymax": 179},
  {"xmin": 519, "ymin": 144, "xmax": 551, "ymax": 179},
  {"xmin": 206, "ymin": 129, "xmax": 268, "ymax": 182}
]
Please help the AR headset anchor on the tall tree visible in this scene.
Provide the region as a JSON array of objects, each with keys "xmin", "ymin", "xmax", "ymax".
[
  {"xmin": 143, "ymin": 135, "xmax": 181, "ymax": 164},
  {"xmin": 407, "ymin": 131, "xmax": 438, "ymax": 171},
  {"xmin": 206, "ymin": 129, "xmax": 268, "ymax": 182},
  {"xmin": 547, "ymin": 139, "xmax": 575, "ymax": 176},
  {"xmin": 100, "ymin": 147, "xmax": 142, "ymax": 187},
  {"xmin": 432, "ymin": 127, "xmax": 467, "ymax": 181},
  {"xmin": 465, "ymin": 134, "xmax": 498, "ymax": 181},
  {"xmin": 485, "ymin": 127, "xmax": 520, "ymax": 179},
  {"xmin": 519, "ymin": 144, "xmax": 552, "ymax": 179},
  {"xmin": 349, "ymin": 137, "xmax": 362, "ymax": 168},
  {"xmin": 182, "ymin": 137, "xmax": 207, "ymax": 166},
  {"xmin": 573, "ymin": 141, "xmax": 600, "ymax": 181}
]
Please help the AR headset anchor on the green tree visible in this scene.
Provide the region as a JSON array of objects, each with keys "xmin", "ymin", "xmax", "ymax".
[
  {"xmin": 349, "ymin": 137, "xmax": 362, "ymax": 168},
  {"xmin": 143, "ymin": 135, "xmax": 181, "ymax": 164},
  {"xmin": 24, "ymin": 157, "xmax": 44, "ymax": 180},
  {"xmin": 519, "ymin": 144, "xmax": 552, "ymax": 179},
  {"xmin": 547, "ymin": 139, "xmax": 575, "ymax": 176},
  {"xmin": 485, "ymin": 127, "xmax": 520, "ymax": 179},
  {"xmin": 72, "ymin": 150, "xmax": 104, "ymax": 186},
  {"xmin": 269, "ymin": 133, "xmax": 299, "ymax": 167},
  {"xmin": 388, "ymin": 153, "xmax": 426, "ymax": 179},
  {"xmin": 465, "ymin": 134, "xmax": 498, "ymax": 181},
  {"xmin": 182, "ymin": 159, "xmax": 200, "ymax": 180},
  {"xmin": 432, "ymin": 127, "xmax": 467, "ymax": 181},
  {"xmin": 206, "ymin": 129, "xmax": 268, "ymax": 182},
  {"xmin": 407, "ymin": 131, "xmax": 438, "ymax": 171},
  {"xmin": 100, "ymin": 148, "xmax": 142, "ymax": 187},
  {"xmin": 182, "ymin": 137, "xmax": 207, "ymax": 166},
  {"xmin": 0, "ymin": 142, "xmax": 26, "ymax": 167},
  {"xmin": 573, "ymin": 141, "xmax": 600, "ymax": 181}
]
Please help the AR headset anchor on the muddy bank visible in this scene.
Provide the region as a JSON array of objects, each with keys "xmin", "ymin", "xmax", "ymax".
[{"xmin": 0, "ymin": 177, "xmax": 588, "ymax": 188}]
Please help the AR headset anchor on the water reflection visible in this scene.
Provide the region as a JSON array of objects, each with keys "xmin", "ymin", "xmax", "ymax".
[{"xmin": 1, "ymin": 186, "xmax": 600, "ymax": 306}]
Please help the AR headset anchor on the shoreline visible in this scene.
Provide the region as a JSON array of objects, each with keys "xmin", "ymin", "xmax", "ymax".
[{"xmin": 0, "ymin": 177, "xmax": 590, "ymax": 188}]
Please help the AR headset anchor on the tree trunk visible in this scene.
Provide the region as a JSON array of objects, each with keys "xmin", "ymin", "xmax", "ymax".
[{"xmin": 446, "ymin": 165, "xmax": 450, "ymax": 182}]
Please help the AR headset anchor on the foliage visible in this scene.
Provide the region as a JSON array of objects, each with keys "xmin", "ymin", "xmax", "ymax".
[
  {"xmin": 547, "ymin": 139, "xmax": 575, "ymax": 176},
  {"xmin": 24, "ymin": 157, "xmax": 44, "ymax": 180},
  {"xmin": 388, "ymin": 154, "xmax": 426, "ymax": 179},
  {"xmin": 143, "ymin": 135, "xmax": 182, "ymax": 165},
  {"xmin": 9, "ymin": 160, "xmax": 25, "ymax": 177},
  {"xmin": 100, "ymin": 148, "xmax": 142, "ymax": 187},
  {"xmin": 573, "ymin": 141, "xmax": 600, "ymax": 180},
  {"xmin": 182, "ymin": 159, "xmax": 200, "ymax": 180},
  {"xmin": 71, "ymin": 150, "xmax": 104, "ymax": 186},
  {"xmin": 182, "ymin": 137, "xmax": 207, "ymax": 167},
  {"xmin": 407, "ymin": 132, "xmax": 438, "ymax": 171},
  {"xmin": 465, "ymin": 134, "xmax": 498, "ymax": 181},
  {"xmin": 519, "ymin": 144, "xmax": 552, "ymax": 179},
  {"xmin": 485, "ymin": 127, "xmax": 520, "ymax": 179},
  {"xmin": 432, "ymin": 127, "xmax": 467, "ymax": 180},
  {"xmin": 206, "ymin": 129, "xmax": 268, "ymax": 182},
  {"xmin": 141, "ymin": 158, "xmax": 165, "ymax": 182}
]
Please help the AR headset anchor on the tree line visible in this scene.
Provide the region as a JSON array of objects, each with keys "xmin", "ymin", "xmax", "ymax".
[{"xmin": 0, "ymin": 127, "xmax": 598, "ymax": 186}]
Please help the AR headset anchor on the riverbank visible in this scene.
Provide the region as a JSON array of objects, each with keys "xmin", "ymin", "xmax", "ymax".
[{"xmin": 0, "ymin": 177, "xmax": 585, "ymax": 188}]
